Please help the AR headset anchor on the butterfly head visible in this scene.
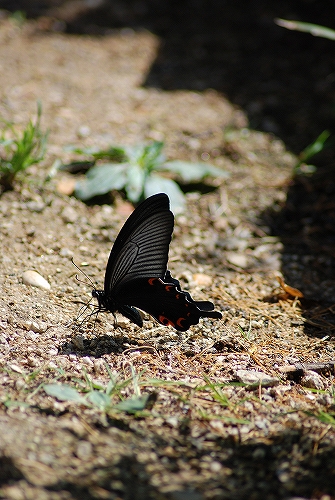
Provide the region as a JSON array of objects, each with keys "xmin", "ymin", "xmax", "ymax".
[{"xmin": 92, "ymin": 289, "xmax": 117, "ymax": 314}]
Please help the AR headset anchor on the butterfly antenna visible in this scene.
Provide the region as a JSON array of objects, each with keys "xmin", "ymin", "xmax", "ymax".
[
  {"xmin": 73, "ymin": 302, "xmax": 100, "ymax": 332},
  {"xmin": 71, "ymin": 257, "xmax": 97, "ymax": 291},
  {"xmin": 76, "ymin": 296, "xmax": 95, "ymax": 320}
]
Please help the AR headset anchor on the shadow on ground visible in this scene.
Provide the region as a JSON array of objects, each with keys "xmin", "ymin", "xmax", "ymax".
[{"xmin": 2, "ymin": 427, "xmax": 335, "ymax": 500}]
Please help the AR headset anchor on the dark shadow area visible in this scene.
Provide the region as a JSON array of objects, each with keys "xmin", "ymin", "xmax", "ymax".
[
  {"xmin": 2, "ymin": 1, "xmax": 335, "ymax": 331},
  {"xmin": 3, "ymin": 428, "xmax": 335, "ymax": 499},
  {"xmin": 0, "ymin": 456, "xmax": 25, "ymax": 484},
  {"xmin": 264, "ymin": 164, "xmax": 335, "ymax": 338},
  {"xmin": 60, "ymin": 333, "xmax": 139, "ymax": 357}
]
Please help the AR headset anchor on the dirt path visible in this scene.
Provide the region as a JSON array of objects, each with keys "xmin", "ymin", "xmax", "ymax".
[{"xmin": 0, "ymin": 7, "xmax": 335, "ymax": 500}]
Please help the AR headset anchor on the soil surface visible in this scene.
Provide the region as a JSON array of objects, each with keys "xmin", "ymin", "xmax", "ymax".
[{"xmin": 1, "ymin": 3, "xmax": 335, "ymax": 500}]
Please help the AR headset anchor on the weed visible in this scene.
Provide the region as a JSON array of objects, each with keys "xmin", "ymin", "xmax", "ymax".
[
  {"xmin": 42, "ymin": 366, "xmax": 250, "ymax": 423},
  {"xmin": 293, "ymin": 130, "xmax": 331, "ymax": 175},
  {"xmin": 0, "ymin": 102, "xmax": 48, "ymax": 192},
  {"xmin": 63, "ymin": 140, "xmax": 229, "ymax": 212},
  {"xmin": 44, "ymin": 364, "xmax": 154, "ymax": 414}
]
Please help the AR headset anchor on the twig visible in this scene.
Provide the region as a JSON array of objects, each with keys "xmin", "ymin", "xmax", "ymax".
[{"xmin": 279, "ymin": 361, "xmax": 335, "ymax": 375}]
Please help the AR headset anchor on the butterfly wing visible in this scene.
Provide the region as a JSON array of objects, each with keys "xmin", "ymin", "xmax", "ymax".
[
  {"xmin": 116, "ymin": 277, "xmax": 222, "ymax": 332},
  {"xmin": 164, "ymin": 270, "xmax": 217, "ymax": 311},
  {"xmin": 104, "ymin": 193, "xmax": 174, "ymax": 294}
]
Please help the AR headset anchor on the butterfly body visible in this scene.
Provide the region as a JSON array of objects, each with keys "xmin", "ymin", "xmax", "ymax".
[
  {"xmin": 92, "ymin": 193, "xmax": 222, "ymax": 332},
  {"xmin": 92, "ymin": 288, "xmax": 143, "ymax": 327}
]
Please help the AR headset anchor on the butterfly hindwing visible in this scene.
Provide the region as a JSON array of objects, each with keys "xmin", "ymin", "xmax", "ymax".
[{"xmin": 116, "ymin": 277, "xmax": 222, "ymax": 332}]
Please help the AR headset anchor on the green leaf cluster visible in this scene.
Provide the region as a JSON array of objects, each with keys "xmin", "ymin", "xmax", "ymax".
[
  {"xmin": 44, "ymin": 365, "xmax": 154, "ymax": 415},
  {"xmin": 70, "ymin": 141, "xmax": 229, "ymax": 212}
]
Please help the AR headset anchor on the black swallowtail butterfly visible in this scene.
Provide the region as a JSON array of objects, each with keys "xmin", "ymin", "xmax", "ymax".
[{"xmin": 92, "ymin": 193, "xmax": 222, "ymax": 331}]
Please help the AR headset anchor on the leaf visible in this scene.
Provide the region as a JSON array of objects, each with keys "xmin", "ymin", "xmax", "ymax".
[
  {"xmin": 75, "ymin": 163, "xmax": 127, "ymax": 200},
  {"xmin": 276, "ymin": 19, "xmax": 335, "ymax": 40},
  {"xmin": 65, "ymin": 145, "xmax": 126, "ymax": 161},
  {"xmin": 158, "ymin": 160, "xmax": 229, "ymax": 183},
  {"xmin": 141, "ymin": 141, "xmax": 165, "ymax": 171},
  {"xmin": 114, "ymin": 394, "xmax": 154, "ymax": 413},
  {"xmin": 87, "ymin": 390, "xmax": 111, "ymax": 410},
  {"xmin": 124, "ymin": 144, "xmax": 145, "ymax": 164},
  {"xmin": 144, "ymin": 174, "xmax": 186, "ymax": 213},
  {"xmin": 44, "ymin": 383, "xmax": 89, "ymax": 405},
  {"xmin": 299, "ymin": 130, "xmax": 330, "ymax": 163},
  {"xmin": 124, "ymin": 141, "xmax": 165, "ymax": 170},
  {"xmin": 306, "ymin": 411, "xmax": 335, "ymax": 425},
  {"xmin": 106, "ymin": 378, "xmax": 117, "ymax": 396},
  {"xmin": 4, "ymin": 400, "xmax": 31, "ymax": 409},
  {"xmin": 294, "ymin": 130, "xmax": 330, "ymax": 175},
  {"xmin": 125, "ymin": 163, "xmax": 146, "ymax": 202}
]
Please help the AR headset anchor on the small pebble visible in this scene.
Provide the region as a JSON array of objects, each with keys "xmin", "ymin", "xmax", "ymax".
[
  {"xmin": 27, "ymin": 356, "xmax": 38, "ymax": 367},
  {"xmin": 59, "ymin": 247, "xmax": 73, "ymax": 257},
  {"xmin": 15, "ymin": 378, "xmax": 27, "ymax": 390},
  {"xmin": 77, "ymin": 125, "xmax": 91, "ymax": 137},
  {"xmin": 193, "ymin": 273, "xmax": 213, "ymax": 287},
  {"xmin": 82, "ymin": 356, "xmax": 93, "ymax": 366},
  {"xmin": 26, "ymin": 227, "xmax": 36, "ymax": 237},
  {"xmin": 165, "ymin": 416, "xmax": 178, "ymax": 428},
  {"xmin": 57, "ymin": 178, "xmax": 76, "ymax": 196},
  {"xmin": 26, "ymin": 200, "xmax": 45, "ymax": 212},
  {"xmin": 22, "ymin": 270, "xmax": 51, "ymax": 290},
  {"xmin": 210, "ymin": 461, "xmax": 222, "ymax": 473},
  {"xmin": 116, "ymin": 318, "xmax": 130, "ymax": 328},
  {"xmin": 93, "ymin": 358, "xmax": 106, "ymax": 374},
  {"xmin": 76, "ymin": 440, "xmax": 92, "ymax": 459},
  {"xmin": 235, "ymin": 369, "xmax": 279, "ymax": 388},
  {"xmin": 72, "ymin": 335, "xmax": 85, "ymax": 350},
  {"xmin": 10, "ymin": 364, "xmax": 23, "ymax": 373},
  {"xmin": 61, "ymin": 206, "xmax": 77, "ymax": 224},
  {"xmin": 22, "ymin": 321, "xmax": 48, "ymax": 333},
  {"xmin": 301, "ymin": 370, "xmax": 325, "ymax": 390},
  {"xmin": 47, "ymin": 348, "xmax": 58, "ymax": 357},
  {"xmin": 226, "ymin": 252, "xmax": 249, "ymax": 269}
]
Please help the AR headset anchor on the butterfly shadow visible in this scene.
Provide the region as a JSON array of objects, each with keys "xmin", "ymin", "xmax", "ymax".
[{"xmin": 60, "ymin": 328, "xmax": 140, "ymax": 357}]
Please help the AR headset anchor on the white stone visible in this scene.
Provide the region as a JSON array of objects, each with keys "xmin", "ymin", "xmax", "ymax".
[
  {"xmin": 22, "ymin": 270, "xmax": 51, "ymax": 290},
  {"xmin": 235, "ymin": 369, "xmax": 279, "ymax": 388}
]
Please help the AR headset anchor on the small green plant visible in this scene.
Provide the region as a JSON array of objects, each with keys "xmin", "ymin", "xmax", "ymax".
[
  {"xmin": 293, "ymin": 130, "xmax": 330, "ymax": 175},
  {"xmin": 44, "ymin": 365, "xmax": 155, "ymax": 414},
  {"xmin": 10, "ymin": 10, "xmax": 27, "ymax": 26},
  {"xmin": 0, "ymin": 103, "xmax": 47, "ymax": 192},
  {"xmin": 65, "ymin": 140, "xmax": 229, "ymax": 212},
  {"xmin": 43, "ymin": 369, "xmax": 249, "ymax": 423}
]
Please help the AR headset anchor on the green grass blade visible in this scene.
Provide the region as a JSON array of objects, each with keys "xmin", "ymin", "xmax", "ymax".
[{"xmin": 276, "ymin": 19, "xmax": 335, "ymax": 40}]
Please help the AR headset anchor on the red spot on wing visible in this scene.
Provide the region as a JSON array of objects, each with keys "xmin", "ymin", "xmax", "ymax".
[
  {"xmin": 158, "ymin": 315, "xmax": 175, "ymax": 328},
  {"xmin": 148, "ymin": 278, "xmax": 157, "ymax": 286},
  {"xmin": 176, "ymin": 317, "xmax": 187, "ymax": 328}
]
